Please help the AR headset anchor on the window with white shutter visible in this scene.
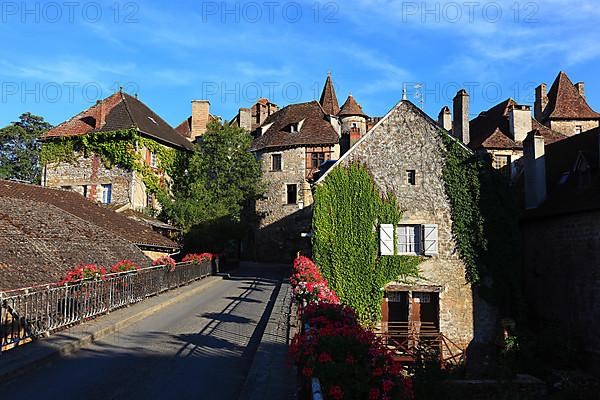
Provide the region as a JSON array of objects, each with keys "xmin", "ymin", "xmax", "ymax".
[
  {"xmin": 397, "ymin": 225, "xmax": 421, "ymax": 255},
  {"xmin": 379, "ymin": 224, "xmax": 394, "ymax": 256},
  {"xmin": 423, "ymin": 224, "xmax": 439, "ymax": 256}
]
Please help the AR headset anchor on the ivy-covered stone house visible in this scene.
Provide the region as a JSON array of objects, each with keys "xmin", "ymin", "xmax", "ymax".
[
  {"xmin": 314, "ymin": 99, "xmax": 518, "ymax": 367},
  {"xmin": 40, "ymin": 90, "xmax": 193, "ymax": 213}
]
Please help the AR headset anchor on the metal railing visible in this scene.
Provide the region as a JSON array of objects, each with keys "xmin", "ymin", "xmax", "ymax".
[
  {"xmin": 1, "ymin": 260, "xmax": 212, "ymax": 354},
  {"xmin": 374, "ymin": 321, "xmax": 465, "ymax": 365}
]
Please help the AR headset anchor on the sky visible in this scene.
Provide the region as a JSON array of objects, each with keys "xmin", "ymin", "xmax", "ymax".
[{"xmin": 1, "ymin": 0, "xmax": 599, "ymax": 127}]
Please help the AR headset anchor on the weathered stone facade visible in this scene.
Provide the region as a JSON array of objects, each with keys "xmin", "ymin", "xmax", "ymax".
[
  {"xmin": 548, "ymin": 119, "xmax": 599, "ymax": 136},
  {"xmin": 333, "ymin": 100, "xmax": 496, "ymax": 352},
  {"xmin": 522, "ymin": 211, "xmax": 600, "ymax": 368},
  {"xmin": 254, "ymin": 147, "xmax": 315, "ymax": 261}
]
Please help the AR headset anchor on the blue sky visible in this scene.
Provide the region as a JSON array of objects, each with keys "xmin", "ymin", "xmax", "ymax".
[{"xmin": 1, "ymin": 0, "xmax": 599, "ymax": 127}]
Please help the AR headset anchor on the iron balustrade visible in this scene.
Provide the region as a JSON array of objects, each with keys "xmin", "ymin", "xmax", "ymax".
[{"xmin": 0, "ymin": 260, "xmax": 213, "ymax": 354}]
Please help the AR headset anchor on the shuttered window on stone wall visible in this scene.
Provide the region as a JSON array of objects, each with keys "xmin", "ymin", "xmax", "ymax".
[
  {"xmin": 397, "ymin": 225, "xmax": 421, "ymax": 255},
  {"xmin": 380, "ymin": 224, "xmax": 394, "ymax": 256}
]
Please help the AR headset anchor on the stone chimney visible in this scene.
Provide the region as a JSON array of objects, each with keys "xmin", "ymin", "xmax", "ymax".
[
  {"xmin": 534, "ymin": 83, "xmax": 548, "ymax": 121},
  {"xmin": 508, "ymin": 104, "xmax": 532, "ymax": 142},
  {"xmin": 191, "ymin": 100, "xmax": 210, "ymax": 139},
  {"xmin": 438, "ymin": 106, "xmax": 452, "ymax": 131},
  {"xmin": 575, "ymin": 82, "xmax": 585, "ymax": 99},
  {"xmin": 95, "ymin": 100, "xmax": 105, "ymax": 129},
  {"xmin": 452, "ymin": 89, "xmax": 470, "ymax": 144},
  {"xmin": 239, "ymin": 108, "xmax": 251, "ymax": 131},
  {"xmin": 524, "ymin": 131, "xmax": 547, "ymax": 209}
]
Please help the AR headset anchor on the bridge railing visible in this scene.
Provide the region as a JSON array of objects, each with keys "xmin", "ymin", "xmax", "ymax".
[{"xmin": 0, "ymin": 260, "xmax": 213, "ymax": 354}]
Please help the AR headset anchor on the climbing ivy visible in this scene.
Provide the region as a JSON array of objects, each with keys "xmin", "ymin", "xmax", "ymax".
[
  {"xmin": 40, "ymin": 128, "xmax": 180, "ymax": 201},
  {"xmin": 441, "ymin": 133, "xmax": 521, "ymax": 313},
  {"xmin": 312, "ymin": 163, "xmax": 421, "ymax": 326}
]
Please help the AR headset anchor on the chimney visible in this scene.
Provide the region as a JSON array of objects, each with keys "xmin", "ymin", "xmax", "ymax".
[
  {"xmin": 239, "ymin": 108, "xmax": 252, "ymax": 131},
  {"xmin": 508, "ymin": 104, "xmax": 532, "ymax": 142},
  {"xmin": 575, "ymin": 82, "xmax": 585, "ymax": 99},
  {"xmin": 95, "ymin": 100, "xmax": 105, "ymax": 129},
  {"xmin": 438, "ymin": 106, "xmax": 452, "ymax": 131},
  {"xmin": 524, "ymin": 131, "xmax": 547, "ymax": 209},
  {"xmin": 191, "ymin": 100, "xmax": 210, "ymax": 139},
  {"xmin": 534, "ymin": 83, "xmax": 548, "ymax": 121},
  {"xmin": 452, "ymin": 89, "xmax": 470, "ymax": 144}
]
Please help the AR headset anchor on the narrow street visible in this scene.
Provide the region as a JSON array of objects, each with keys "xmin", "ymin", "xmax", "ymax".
[{"xmin": 0, "ymin": 263, "xmax": 288, "ymax": 400}]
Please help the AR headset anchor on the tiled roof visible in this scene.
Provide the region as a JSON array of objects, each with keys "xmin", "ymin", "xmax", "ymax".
[
  {"xmin": 0, "ymin": 195, "xmax": 152, "ymax": 290},
  {"xmin": 523, "ymin": 128, "xmax": 600, "ymax": 218},
  {"xmin": 0, "ymin": 180, "xmax": 179, "ymax": 250},
  {"xmin": 540, "ymin": 71, "xmax": 600, "ymax": 121},
  {"xmin": 319, "ymin": 74, "xmax": 340, "ymax": 115},
  {"xmin": 251, "ymin": 101, "xmax": 339, "ymax": 151},
  {"xmin": 338, "ymin": 95, "xmax": 367, "ymax": 117},
  {"xmin": 43, "ymin": 91, "xmax": 193, "ymax": 151},
  {"xmin": 469, "ymin": 98, "xmax": 567, "ymax": 149}
]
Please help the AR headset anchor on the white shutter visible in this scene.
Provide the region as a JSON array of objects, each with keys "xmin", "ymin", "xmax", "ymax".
[
  {"xmin": 423, "ymin": 224, "xmax": 438, "ymax": 256},
  {"xmin": 379, "ymin": 224, "xmax": 394, "ymax": 256}
]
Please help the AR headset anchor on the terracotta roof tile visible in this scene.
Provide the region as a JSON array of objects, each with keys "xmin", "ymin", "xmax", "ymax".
[
  {"xmin": 43, "ymin": 92, "xmax": 193, "ymax": 151},
  {"xmin": 319, "ymin": 74, "xmax": 340, "ymax": 115},
  {"xmin": 251, "ymin": 101, "xmax": 339, "ymax": 151},
  {"xmin": 540, "ymin": 71, "xmax": 600, "ymax": 121},
  {"xmin": 338, "ymin": 95, "xmax": 368, "ymax": 117}
]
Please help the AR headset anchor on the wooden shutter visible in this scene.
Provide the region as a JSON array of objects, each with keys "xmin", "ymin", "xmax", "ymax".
[
  {"xmin": 423, "ymin": 224, "xmax": 438, "ymax": 256},
  {"xmin": 380, "ymin": 224, "xmax": 394, "ymax": 256}
]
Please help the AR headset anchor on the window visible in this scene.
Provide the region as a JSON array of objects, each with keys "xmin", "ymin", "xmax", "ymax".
[
  {"xmin": 575, "ymin": 125, "xmax": 583, "ymax": 134},
  {"xmin": 101, "ymin": 184, "xmax": 112, "ymax": 204},
  {"xmin": 311, "ymin": 152, "xmax": 326, "ymax": 169},
  {"xmin": 380, "ymin": 224, "xmax": 438, "ymax": 256},
  {"xmin": 286, "ymin": 184, "xmax": 297, "ymax": 204},
  {"xmin": 272, "ymin": 154, "xmax": 282, "ymax": 171},
  {"xmin": 406, "ymin": 170, "xmax": 416, "ymax": 185},
  {"xmin": 493, "ymin": 155, "xmax": 511, "ymax": 178},
  {"xmin": 290, "ymin": 123, "xmax": 299, "ymax": 133},
  {"xmin": 82, "ymin": 185, "xmax": 88, "ymax": 198},
  {"xmin": 150, "ymin": 152, "xmax": 157, "ymax": 168},
  {"xmin": 397, "ymin": 225, "xmax": 421, "ymax": 255}
]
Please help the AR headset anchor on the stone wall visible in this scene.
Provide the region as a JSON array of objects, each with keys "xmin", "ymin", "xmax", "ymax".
[
  {"xmin": 44, "ymin": 154, "xmax": 133, "ymax": 206},
  {"xmin": 549, "ymin": 119, "xmax": 599, "ymax": 136},
  {"xmin": 338, "ymin": 101, "xmax": 496, "ymax": 349},
  {"xmin": 254, "ymin": 147, "xmax": 312, "ymax": 261},
  {"xmin": 522, "ymin": 210, "xmax": 600, "ymax": 367}
]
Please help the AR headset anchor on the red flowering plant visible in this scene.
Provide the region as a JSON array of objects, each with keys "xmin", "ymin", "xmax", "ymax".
[
  {"xmin": 109, "ymin": 260, "xmax": 140, "ymax": 274},
  {"xmin": 152, "ymin": 256, "xmax": 177, "ymax": 272},
  {"xmin": 182, "ymin": 253, "xmax": 213, "ymax": 264},
  {"xmin": 291, "ymin": 302, "xmax": 414, "ymax": 400},
  {"xmin": 290, "ymin": 256, "xmax": 339, "ymax": 305},
  {"xmin": 60, "ymin": 264, "xmax": 107, "ymax": 285}
]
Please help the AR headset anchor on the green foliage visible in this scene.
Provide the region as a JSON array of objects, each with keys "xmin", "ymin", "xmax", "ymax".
[
  {"xmin": 312, "ymin": 163, "xmax": 421, "ymax": 326},
  {"xmin": 0, "ymin": 112, "xmax": 52, "ymax": 183},
  {"xmin": 441, "ymin": 134, "xmax": 521, "ymax": 312},
  {"xmin": 41, "ymin": 128, "xmax": 178, "ymax": 201},
  {"xmin": 162, "ymin": 121, "xmax": 263, "ymax": 252}
]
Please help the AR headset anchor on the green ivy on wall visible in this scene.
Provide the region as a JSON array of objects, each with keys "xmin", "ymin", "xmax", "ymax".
[
  {"xmin": 312, "ymin": 163, "xmax": 421, "ymax": 326},
  {"xmin": 40, "ymin": 128, "xmax": 179, "ymax": 200},
  {"xmin": 441, "ymin": 133, "xmax": 521, "ymax": 313}
]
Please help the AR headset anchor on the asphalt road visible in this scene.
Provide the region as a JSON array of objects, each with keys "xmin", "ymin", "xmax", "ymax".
[{"xmin": 0, "ymin": 263, "xmax": 287, "ymax": 400}]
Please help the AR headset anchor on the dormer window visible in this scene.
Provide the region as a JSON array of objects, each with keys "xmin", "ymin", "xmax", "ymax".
[
  {"xmin": 575, "ymin": 125, "xmax": 583, "ymax": 134},
  {"xmin": 290, "ymin": 123, "xmax": 299, "ymax": 133}
]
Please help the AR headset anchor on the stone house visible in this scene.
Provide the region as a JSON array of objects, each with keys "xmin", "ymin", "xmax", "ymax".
[
  {"xmin": 41, "ymin": 90, "xmax": 193, "ymax": 213},
  {"xmin": 521, "ymin": 127, "xmax": 600, "ymax": 370},
  {"xmin": 0, "ymin": 179, "xmax": 179, "ymax": 290},
  {"xmin": 534, "ymin": 71, "xmax": 600, "ymax": 136},
  {"xmin": 316, "ymin": 99, "xmax": 496, "ymax": 362},
  {"xmin": 249, "ymin": 74, "xmax": 369, "ymax": 261},
  {"xmin": 444, "ymin": 93, "xmax": 566, "ymax": 180}
]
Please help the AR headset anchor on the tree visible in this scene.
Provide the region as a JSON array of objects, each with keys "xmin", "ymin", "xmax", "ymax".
[
  {"xmin": 162, "ymin": 121, "xmax": 263, "ymax": 251},
  {"xmin": 0, "ymin": 113, "xmax": 52, "ymax": 183}
]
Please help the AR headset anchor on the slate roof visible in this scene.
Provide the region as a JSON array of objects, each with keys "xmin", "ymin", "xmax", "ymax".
[
  {"xmin": 42, "ymin": 91, "xmax": 193, "ymax": 151},
  {"xmin": 469, "ymin": 98, "xmax": 567, "ymax": 150},
  {"xmin": 0, "ymin": 183, "xmax": 160, "ymax": 290},
  {"xmin": 522, "ymin": 128, "xmax": 600, "ymax": 219},
  {"xmin": 251, "ymin": 101, "xmax": 339, "ymax": 151},
  {"xmin": 338, "ymin": 95, "xmax": 368, "ymax": 117},
  {"xmin": 0, "ymin": 180, "xmax": 179, "ymax": 250},
  {"xmin": 319, "ymin": 74, "xmax": 340, "ymax": 115},
  {"xmin": 539, "ymin": 71, "xmax": 600, "ymax": 122}
]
